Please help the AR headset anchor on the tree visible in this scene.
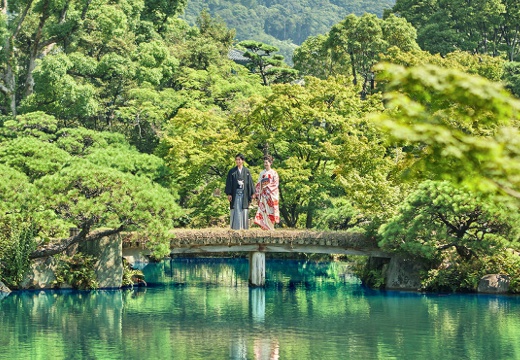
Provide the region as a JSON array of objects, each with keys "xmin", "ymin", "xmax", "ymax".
[
  {"xmin": 159, "ymin": 107, "xmax": 242, "ymax": 226},
  {"xmin": 503, "ymin": 61, "xmax": 520, "ymax": 97},
  {"xmin": 31, "ymin": 160, "xmax": 182, "ymax": 259},
  {"xmin": 245, "ymin": 76, "xmax": 380, "ymax": 227},
  {"xmin": 0, "ymin": 111, "xmax": 183, "ymax": 263},
  {"xmin": 379, "ymin": 181, "xmax": 519, "ymax": 262},
  {"xmin": 293, "ymin": 34, "xmax": 344, "ymax": 79},
  {"xmin": 390, "ymin": 0, "xmax": 520, "ymax": 60},
  {"xmin": 0, "ymin": 0, "xmax": 97, "ymax": 116},
  {"xmin": 0, "ymin": 165, "xmax": 36, "ymax": 287},
  {"xmin": 374, "ymin": 62, "xmax": 520, "ymax": 199},
  {"xmin": 142, "ymin": 0, "xmax": 188, "ymax": 34},
  {"xmin": 297, "ymin": 13, "xmax": 419, "ymax": 95},
  {"xmin": 238, "ymin": 40, "xmax": 298, "ymax": 86}
]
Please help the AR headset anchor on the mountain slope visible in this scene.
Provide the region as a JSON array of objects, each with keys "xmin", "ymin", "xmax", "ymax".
[{"xmin": 182, "ymin": 0, "xmax": 396, "ymax": 62}]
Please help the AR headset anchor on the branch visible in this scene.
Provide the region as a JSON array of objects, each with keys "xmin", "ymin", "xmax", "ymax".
[
  {"xmin": 29, "ymin": 226, "xmax": 125, "ymax": 259},
  {"xmin": 208, "ymin": 165, "xmax": 224, "ymax": 177},
  {"xmin": 490, "ymin": 179, "xmax": 520, "ymax": 199},
  {"xmin": 0, "ymin": 83, "xmax": 8, "ymax": 95},
  {"xmin": 12, "ymin": 0, "xmax": 35, "ymax": 40},
  {"xmin": 436, "ymin": 212, "xmax": 461, "ymax": 236}
]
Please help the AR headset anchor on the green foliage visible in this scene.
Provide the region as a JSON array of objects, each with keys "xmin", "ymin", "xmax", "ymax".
[
  {"xmin": 421, "ymin": 251, "xmax": 520, "ymax": 293},
  {"xmin": 0, "ymin": 219, "xmax": 36, "ymax": 288},
  {"xmin": 142, "ymin": 0, "xmax": 188, "ymax": 34},
  {"xmin": 245, "ymin": 76, "xmax": 372, "ymax": 227},
  {"xmin": 1, "ymin": 112, "xmax": 58, "ymax": 141},
  {"xmin": 21, "ymin": 53, "xmax": 99, "ymax": 124},
  {"xmin": 379, "ymin": 181, "xmax": 519, "ymax": 262},
  {"xmin": 390, "ymin": 0, "xmax": 520, "ymax": 60},
  {"xmin": 35, "ymin": 160, "xmax": 182, "ymax": 257},
  {"xmin": 0, "ymin": 137, "xmax": 72, "ymax": 181},
  {"xmin": 122, "ymin": 258, "xmax": 145, "ymax": 287},
  {"xmin": 314, "ymin": 198, "xmax": 359, "ymax": 230},
  {"xmin": 53, "ymin": 253, "xmax": 100, "ymax": 290},
  {"xmin": 503, "ymin": 61, "xmax": 520, "ymax": 97},
  {"xmin": 238, "ymin": 40, "xmax": 298, "ymax": 86},
  {"xmin": 350, "ymin": 255, "xmax": 386, "ymax": 289},
  {"xmin": 379, "ymin": 48, "xmax": 506, "ymax": 83},
  {"xmin": 183, "ymin": 0, "xmax": 395, "ymax": 62},
  {"xmin": 375, "ymin": 63, "xmax": 520, "ymax": 196},
  {"xmin": 293, "ymin": 35, "xmax": 334, "ymax": 79},
  {"xmin": 295, "ymin": 12, "xmax": 418, "ymax": 94},
  {"xmin": 85, "ymin": 146, "xmax": 175, "ymax": 188},
  {"xmin": 0, "ymin": 164, "xmax": 34, "ymax": 213},
  {"xmin": 54, "ymin": 127, "xmax": 128, "ymax": 156},
  {"xmin": 161, "ymin": 107, "xmax": 243, "ymax": 226},
  {"xmin": 0, "ymin": 112, "xmax": 182, "ymax": 258}
]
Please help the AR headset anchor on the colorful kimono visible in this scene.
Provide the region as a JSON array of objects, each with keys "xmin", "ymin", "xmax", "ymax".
[{"xmin": 254, "ymin": 169, "xmax": 280, "ymax": 230}]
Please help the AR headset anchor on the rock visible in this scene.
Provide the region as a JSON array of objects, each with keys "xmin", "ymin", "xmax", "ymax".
[
  {"xmin": 20, "ymin": 234, "xmax": 124, "ymax": 289},
  {"xmin": 385, "ymin": 256, "xmax": 423, "ymax": 291},
  {"xmin": 478, "ymin": 274, "xmax": 510, "ymax": 294},
  {"xmin": 0, "ymin": 280, "xmax": 11, "ymax": 295},
  {"xmin": 19, "ymin": 257, "xmax": 58, "ymax": 289},
  {"xmin": 79, "ymin": 234, "xmax": 123, "ymax": 289}
]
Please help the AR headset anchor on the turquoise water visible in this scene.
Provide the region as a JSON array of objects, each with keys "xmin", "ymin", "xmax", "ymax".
[{"xmin": 2, "ymin": 258, "xmax": 520, "ymax": 360}]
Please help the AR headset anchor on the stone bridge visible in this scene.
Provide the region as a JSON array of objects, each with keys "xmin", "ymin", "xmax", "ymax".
[{"xmin": 123, "ymin": 228, "xmax": 392, "ymax": 287}]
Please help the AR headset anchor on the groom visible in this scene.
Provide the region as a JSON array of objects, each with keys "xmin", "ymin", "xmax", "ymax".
[{"xmin": 225, "ymin": 153, "xmax": 255, "ymax": 230}]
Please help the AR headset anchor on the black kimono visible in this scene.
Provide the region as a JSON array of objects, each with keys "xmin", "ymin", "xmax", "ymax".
[{"xmin": 225, "ymin": 166, "xmax": 255, "ymax": 209}]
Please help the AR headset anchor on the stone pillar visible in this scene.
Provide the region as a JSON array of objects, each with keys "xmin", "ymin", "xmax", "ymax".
[
  {"xmin": 79, "ymin": 234, "xmax": 123, "ymax": 289},
  {"xmin": 249, "ymin": 252, "xmax": 265, "ymax": 287},
  {"xmin": 385, "ymin": 256, "xmax": 422, "ymax": 291}
]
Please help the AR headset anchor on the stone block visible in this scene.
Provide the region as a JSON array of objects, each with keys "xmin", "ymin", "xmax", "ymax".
[
  {"xmin": 19, "ymin": 257, "xmax": 58, "ymax": 289},
  {"xmin": 478, "ymin": 274, "xmax": 510, "ymax": 294},
  {"xmin": 385, "ymin": 256, "xmax": 423, "ymax": 291},
  {"xmin": 79, "ymin": 234, "xmax": 123, "ymax": 289}
]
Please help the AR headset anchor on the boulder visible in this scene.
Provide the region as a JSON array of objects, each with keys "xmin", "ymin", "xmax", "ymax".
[
  {"xmin": 79, "ymin": 234, "xmax": 123, "ymax": 289},
  {"xmin": 20, "ymin": 233, "xmax": 123, "ymax": 289},
  {"xmin": 19, "ymin": 256, "xmax": 58, "ymax": 289},
  {"xmin": 385, "ymin": 256, "xmax": 423, "ymax": 291},
  {"xmin": 0, "ymin": 281, "xmax": 11, "ymax": 299},
  {"xmin": 478, "ymin": 274, "xmax": 510, "ymax": 294}
]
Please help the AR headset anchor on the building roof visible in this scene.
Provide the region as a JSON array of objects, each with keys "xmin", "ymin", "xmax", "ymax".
[{"xmin": 228, "ymin": 49, "xmax": 250, "ymax": 65}]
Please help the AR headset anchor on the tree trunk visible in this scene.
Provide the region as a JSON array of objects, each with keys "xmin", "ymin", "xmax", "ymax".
[
  {"xmin": 305, "ymin": 201, "xmax": 314, "ymax": 229},
  {"xmin": 24, "ymin": 0, "xmax": 50, "ymax": 97},
  {"xmin": 1, "ymin": 0, "xmax": 36, "ymax": 116},
  {"xmin": 350, "ymin": 51, "xmax": 357, "ymax": 85}
]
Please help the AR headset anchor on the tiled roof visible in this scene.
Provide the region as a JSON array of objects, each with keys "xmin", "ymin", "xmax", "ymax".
[{"xmin": 228, "ymin": 49, "xmax": 250, "ymax": 64}]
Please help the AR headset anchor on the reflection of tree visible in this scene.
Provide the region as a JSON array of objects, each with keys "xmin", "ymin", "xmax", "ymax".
[
  {"xmin": 1, "ymin": 290, "xmax": 123, "ymax": 358},
  {"xmin": 4, "ymin": 260, "xmax": 520, "ymax": 358},
  {"xmin": 142, "ymin": 258, "xmax": 251, "ymax": 286}
]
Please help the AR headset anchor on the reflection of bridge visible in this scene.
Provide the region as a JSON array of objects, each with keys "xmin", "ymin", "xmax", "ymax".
[{"xmin": 122, "ymin": 228, "xmax": 390, "ymax": 287}]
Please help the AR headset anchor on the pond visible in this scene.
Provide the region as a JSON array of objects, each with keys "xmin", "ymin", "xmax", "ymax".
[{"xmin": 1, "ymin": 258, "xmax": 520, "ymax": 359}]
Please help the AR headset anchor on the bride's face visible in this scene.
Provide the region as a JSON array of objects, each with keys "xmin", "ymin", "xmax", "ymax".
[{"xmin": 264, "ymin": 159, "xmax": 271, "ymax": 170}]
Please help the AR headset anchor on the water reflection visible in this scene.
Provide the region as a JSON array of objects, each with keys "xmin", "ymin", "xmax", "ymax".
[
  {"xmin": 2, "ymin": 258, "xmax": 520, "ymax": 359},
  {"xmin": 250, "ymin": 288, "xmax": 266, "ymax": 323},
  {"xmin": 230, "ymin": 288, "xmax": 278, "ymax": 360}
]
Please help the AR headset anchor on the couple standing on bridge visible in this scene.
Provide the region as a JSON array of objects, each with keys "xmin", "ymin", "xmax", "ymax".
[{"xmin": 225, "ymin": 153, "xmax": 280, "ymax": 231}]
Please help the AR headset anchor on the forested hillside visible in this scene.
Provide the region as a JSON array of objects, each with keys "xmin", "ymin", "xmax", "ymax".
[{"xmin": 182, "ymin": 0, "xmax": 395, "ymax": 62}]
